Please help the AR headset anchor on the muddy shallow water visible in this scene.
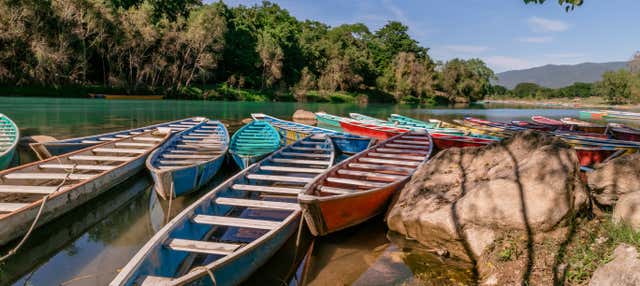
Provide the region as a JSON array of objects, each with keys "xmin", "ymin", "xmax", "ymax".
[{"xmin": 0, "ymin": 97, "xmax": 586, "ymax": 285}]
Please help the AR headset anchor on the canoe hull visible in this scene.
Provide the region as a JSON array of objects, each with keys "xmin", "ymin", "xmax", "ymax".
[
  {"xmin": 231, "ymin": 153, "xmax": 267, "ymax": 169},
  {"xmin": 272, "ymin": 124, "xmax": 372, "ymax": 154},
  {"xmin": 151, "ymin": 156, "xmax": 226, "ymax": 199},
  {"xmin": 0, "ymin": 148, "xmax": 15, "ymax": 170},
  {"xmin": 609, "ymin": 128, "xmax": 640, "ymax": 142},
  {"xmin": 339, "ymin": 121, "xmax": 402, "ymax": 140},
  {"xmin": 301, "ymin": 182, "xmax": 403, "ymax": 236},
  {"xmin": 574, "ymin": 148, "xmax": 618, "ymax": 167},
  {"xmin": 0, "ymin": 155, "xmax": 147, "ymax": 245}
]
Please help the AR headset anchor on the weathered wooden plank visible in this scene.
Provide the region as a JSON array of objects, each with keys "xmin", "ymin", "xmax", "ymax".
[
  {"xmin": 290, "ymin": 146, "xmax": 331, "ymax": 152},
  {"xmin": 39, "ymin": 164, "xmax": 115, "ymax": 171},
  {"xmin": 81, "ymin": 140, "xmax": 103, "ymax": 144},
  {"xmin": 259, "ymin": 165, "xmax": 325, "ymax": 174},
  {"xmin": 0, "ymin": 203, "xmax": 29, "ymax": 212},
  {"xmin": 231, "ymin": 184, "xmax": 301, "ymax": 195},
  {"xmin": 133, "ymin": 137, "xmax": 164, "ymax": 142},
  {"xmin": 385, "ymin": 143, "xmax": 429, "ymax": 150},
  {"xmin": 337, "ymin": 169, "xmax": 404, "ymax": 180},
  {"xmin": 347, "ymin": 163, "xmax": 413, "ymax": 173},
  {"xmin": 166, "ymin": 238, "xmax": 240, "ymax": 256},
  {"xmin": 93, "ymin": 148, "xmax": 147, "ymax": 154},
  {"xmin": 162, "ymin": 154, "xmax": 212, "ymax": 159},
  {"xmin": 319, "ymin": 186, "xmax": 358, "ymax": 195},
  {"xmin": 376, "ymin": 147, "xmax": 429, "ymax": 155},
  {"xmin": 115, "ymin": 142, "xmax": 154, "ymax": 147},
  {"xmin": 246, "ymin": 174, "xmax": 312, "ymax": 183},
  {"xmin": 281, "ymin": 151, "xmax": 331, "ymax": 158},
  {"xmin": 69, "ymin": 155, "xmax": 132, "ymax": 162},
  {"xmin": 4, "ymin": 173, "xmax": 94, "ymax": 180},
  {"xmin": 393, "ymin": 139, "xmax": 430, "ymax": 145},
  {"xmin": 368, "ymin": 152, "xmax": 425, "ymax": 161},
  {"xmin": 271, "ymin": 158, "xmax": 330, "ymax": 165},
  {"xmin": 0, "ymin": 185, "xmax": 62, "ymax": 194},
  {"xmin": 358, "ymin": 157, "xmax": 420, "ymax": 166},
  {"xmin": 192, "ymin": 214, "xmax": 281, "ymax": 229},
  {"xmin": 158, "ymin": 159, "xmax": 205, "ymax": 165},
  {"xmin": 214, "ymin": 197, "xmax": 299, "ymax": 211},
  {"xmin": 325, "ymin": 177, "xmax": 386, "ymax": 188}
]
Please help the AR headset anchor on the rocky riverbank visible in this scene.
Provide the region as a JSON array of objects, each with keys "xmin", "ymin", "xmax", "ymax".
[{"xmin": 387, "ymin": 131, "xmax": 640, "ymax": 285}]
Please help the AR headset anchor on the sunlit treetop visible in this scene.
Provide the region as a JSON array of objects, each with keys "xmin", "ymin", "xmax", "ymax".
[{"xmin": 524, "ymin": 0, "xmax": 584, "ymax": 11}]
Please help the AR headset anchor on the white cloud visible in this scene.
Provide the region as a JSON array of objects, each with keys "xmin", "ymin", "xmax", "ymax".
[
  {"xmin": 444, "ymin": 45, "xmax": 490, "ymax": 54},
  {"xmin": 527, "ymin": 17, "xmax": 569, "ymax": 32},
  {"xmin": 518, "ymin": 36, "xmax": 553, "ymax": 43},
  {"xmin": 485, "ymin": 56, "xmax": 535, "ymax": 71}
]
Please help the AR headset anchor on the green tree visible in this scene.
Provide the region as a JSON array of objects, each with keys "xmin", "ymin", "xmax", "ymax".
[
  {"xmin": 594, "ymin": 70, "xmax": 640, "ymax": 104},
  {"xmin": 440, "ymin": 58, "xmax": 494, "ymax": 102}
]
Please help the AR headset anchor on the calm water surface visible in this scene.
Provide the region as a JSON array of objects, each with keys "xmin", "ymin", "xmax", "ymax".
[{"xmin": 0, "ymin": 97, "xmax": 583, "ymax": 286}]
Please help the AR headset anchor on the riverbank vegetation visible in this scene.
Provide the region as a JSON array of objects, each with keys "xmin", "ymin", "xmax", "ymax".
[{"xmin": 0, "ymin": 0, "xmax": 495, "ymax": 104}]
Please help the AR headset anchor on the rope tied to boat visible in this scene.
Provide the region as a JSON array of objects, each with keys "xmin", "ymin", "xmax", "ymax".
[
  {"xmin": 0, "ymin": 163, "xmax": 77, "ymax": 263},
  {"xmin": 191, "ymin": 266, "xmax": 217, "ymax": 286}
]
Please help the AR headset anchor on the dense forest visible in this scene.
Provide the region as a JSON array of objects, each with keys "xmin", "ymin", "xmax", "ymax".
[{"xmin": 0, "ymin": 0, "xmax": 496, "ymax": 104}]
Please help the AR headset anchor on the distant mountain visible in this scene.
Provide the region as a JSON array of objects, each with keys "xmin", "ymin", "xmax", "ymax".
[{"xmin": 495, "ymin": 61, "xmax": 629, "ymax": 89}]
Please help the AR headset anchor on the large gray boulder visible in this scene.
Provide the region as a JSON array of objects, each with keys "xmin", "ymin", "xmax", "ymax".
[
  {"xmin": 387, "ymin": 131, "xmax": 588, "ymax": 261},
  {"xmin": 292, "ymin": 109, "xmax": 316, "ymax": 125},
  {"xmin": 613, "ymin": 192, "xmax": 640, "ymax": 230},
  {"xmin": 589, "ymin": 244, "xmax": 640, "ymax": 286},
  {"xmin": 588, "ymin": 153, "xmax": 640, "ymax": 206}
]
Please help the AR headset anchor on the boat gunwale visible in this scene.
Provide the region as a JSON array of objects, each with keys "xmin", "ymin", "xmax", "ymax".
[{"xmin": 228, "ymin": 120, "xmax": 280, "ymax": 159}]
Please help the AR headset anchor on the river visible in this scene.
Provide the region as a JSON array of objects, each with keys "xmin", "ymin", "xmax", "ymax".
[{"xmin": 0, "ymin": 97, "xmax": 583, "ymax": 286}]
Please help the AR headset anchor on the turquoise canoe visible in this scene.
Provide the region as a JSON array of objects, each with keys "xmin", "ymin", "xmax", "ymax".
[
  {"xmin": 146, "ymin": 120, "xmax": 229, "ymax": 200},
  {"xmin": 111, "ymin": 134, "xmax": 335, "ymax": 286},
  {"xmin": 0, "ymin": 114, "xmax": 18, "ymax": 170},
  {"xmin": 229, "ymin": 120, "xmax": 281, "ymax": 169},
  {"xmin": 388, "ymin": 113, "xmax": 440, "ymax": 129},
  {"xmin": 315, "ymin": 112, "xmax": 346, "ymax": 128}
]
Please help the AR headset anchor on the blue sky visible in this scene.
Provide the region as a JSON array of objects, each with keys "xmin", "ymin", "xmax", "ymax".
[{"xmin": 218, "ymin": 0, "xmax": 640, "ymax": 73}]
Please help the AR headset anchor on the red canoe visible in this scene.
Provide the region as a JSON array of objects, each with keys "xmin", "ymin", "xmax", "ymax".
[
  {"xmin": 298, "ymin": 131, "xmax": 432, "ymax": 236},
  {"xmin": 339, "ymin": 120, "xmax": 409, "ymax": 140},
  {"xmin": 511, "ymin": 120, "xmax": 556, "ymax": 131},
  {"xmin": 574, "ymin": 146, "xmax": 620, "ymax": 167},
  {"xmin": 561, "ymin": 117, "xmax": 607, "ymax": 134},
  {"xmin": 431, "ymin": 133, "xmax": 497, "ymax": 149},
  {"xmin": 531, "ymin": 116, "xmax": 565, "ymax": 126},
  {"xmin": 609, "ymin": 125, "xmax": 640, "ymax": 142}
]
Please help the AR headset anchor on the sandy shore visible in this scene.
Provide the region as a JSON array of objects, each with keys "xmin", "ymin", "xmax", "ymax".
[{"xmin": 480, "ymin": 99, "xmax": 640, "ymax": 111}]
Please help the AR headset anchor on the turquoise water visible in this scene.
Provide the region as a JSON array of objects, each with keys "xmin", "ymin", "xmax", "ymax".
[{"xmin": 0, "ymin": 97, "xmax": 584, "ymax": 286}]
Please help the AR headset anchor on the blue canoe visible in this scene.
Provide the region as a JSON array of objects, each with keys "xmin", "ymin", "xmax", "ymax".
[
  {"xmin": 111, "ymin": 134, "xmax": 335, "ymax": 286},
  {"xmin": 30, "ymin": 117, "xmax": 206, "ymax": 159},
  {"xmin": 0, "ymin": 114, "xmax": 18, "ymax": 170},
  {"xmin": 251, "ymin": 113, "xmax": 373, "ymax": 154},
  {"xmin": 146, "ymin": 120, "xmax": 229, "ymax": 200},
  {"xmin": 229, "ymin": 120, "xmax": 281, "ymax": 169}
]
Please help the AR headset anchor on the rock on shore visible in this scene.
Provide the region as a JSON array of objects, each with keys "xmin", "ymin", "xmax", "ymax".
[
  {"xmin": 588, "ymin": 153, "xmax": 640, "ymax": 206},
  {"xmin": 589, "ymin": 244, "xmax": 640, "ymax": 286},
  {"xmin": 386, "ymin": 131, "xmax": 588, "ymax": 261},
  {"xmin": 292, "ymin": 109, "xmax": 316, "ymax": 125}
]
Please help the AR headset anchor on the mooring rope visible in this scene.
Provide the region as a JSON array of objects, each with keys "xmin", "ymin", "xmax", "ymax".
[{"xmin": 0, "ymin": 163, "xmax": 77, "ymax": 263}]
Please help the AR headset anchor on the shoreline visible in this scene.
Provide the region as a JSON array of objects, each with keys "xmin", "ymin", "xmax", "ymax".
[{"xmin": 480, "ymin": 98, "xmax": 640, "ymax": 111}]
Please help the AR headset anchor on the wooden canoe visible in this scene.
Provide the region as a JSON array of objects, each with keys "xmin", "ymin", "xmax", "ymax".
[
  {"xmin": 298, "ymin": 131, "xmax": 432, "ymax": 236},
  {"xmin": 348, "ymin": 113, "xmax": 389, "ymax": 125},
  {"xmin": 229, "ymin": 120, "xmax": 280, "ymax": 169},
  {"xmin": 30, "ymin": 117, "xmax": 205, "ymax": 159},
  {"xmin": 146, "ymin": 120, "xmax": 229, "ymax": 200},
  {"xmin": 531, "ymin": 116, "xmax": 569, "ymax": 128},
  {"xmin": 464, "ymin": 117, "xmax": 526, "ymax": 132},
  {"xmin": 560, "ymin": 117, "xmax": 607, "ymax": 134},
  {"xmin": 609, "ymin": 125, "xmax": 640, "ymax": 142},
  {"xmin": 431, "ymin": 133, "xmax": 498, "ymax": 149},
  {"xmin": 251, "ymin": 113, "xmax": 373, "ymax": 154},
  {"xmin": 388, "ymin": 114, "xmax": 441, "ymax": 129},
  {"xmin": 111, "ymin": 134, "xmax": 335, "ymax": 286},
  {"xmin": 314, "ymin": 112, "xmax": 345, "ymax": 128},
  {"xmin": 601, "ymin": 110, "xmax": 640, "ymax": 120},
  {"xmin": 339, "ymin": 120, "xmax": 409, "ymax": 140},
  {"xmin": 0, "ymin": 129, "xmax": 171, "ymax": 245},
  {"xmin": 573, "ymin": 146, "xmax": 626, "ymax": 167},
  {"xmin": 0, "ymin": 114, "xmax": 18, "ymax": 170},
  {"xmin": 510, "ymin": 120, "xmax": 556, "ymax": 131}
]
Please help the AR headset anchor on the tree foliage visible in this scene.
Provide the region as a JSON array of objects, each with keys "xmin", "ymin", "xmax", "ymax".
[
  {"xmin": 594, "ymin": 70, "xmax": 640, "ymax": 104},
  {"xmin": 0, "ymin": 0, "xmax": 499, "ymax": 103}
]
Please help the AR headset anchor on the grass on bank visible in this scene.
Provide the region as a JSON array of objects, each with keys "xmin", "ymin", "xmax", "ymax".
[{"xmin": 563, "ymin": 217, "xmax": 640, "ymax": 285}]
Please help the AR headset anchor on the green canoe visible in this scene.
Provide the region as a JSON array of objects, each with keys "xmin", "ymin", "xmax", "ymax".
[{"xmin": 229, "ymin": 120, "xmax": 281, "ymax": 169}]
